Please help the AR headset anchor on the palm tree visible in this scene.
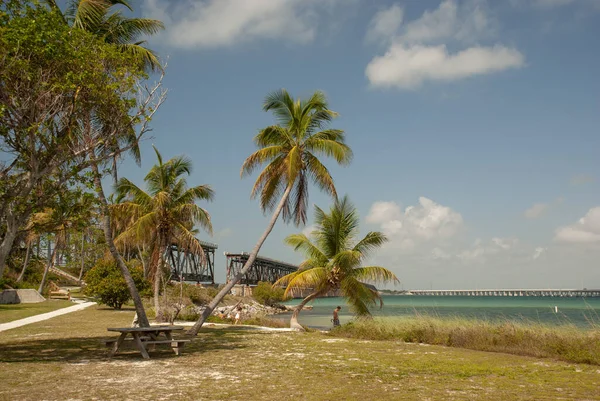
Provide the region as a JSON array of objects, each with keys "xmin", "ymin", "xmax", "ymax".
[
  {"xmin": 188, "ymin": 89, "xmax": 353, "ymax": 336},
  {"xmin": 276, "ymin": 196, "xmax": 399, "ymax": 330},
  {"xmin": 114, "ymin": 147, "xmax": 214, "ymax": 321}
]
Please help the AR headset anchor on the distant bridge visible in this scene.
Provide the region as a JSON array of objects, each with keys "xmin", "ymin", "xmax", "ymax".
[
  {"xmin": 168, "ymin": 240, "xmax": 218, "ymax": 284},
  {"xmin": 405, "ymin": 289, "xmax": 600, "ymax": 297},
  {"xmin": 225, "ymin": 252, "xmax": 298, "ymax": 285}
]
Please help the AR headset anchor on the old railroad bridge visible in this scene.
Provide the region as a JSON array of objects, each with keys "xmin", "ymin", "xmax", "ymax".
[{"xmin": 405, "ymin": 289, "xmax": 600, "ymax": 297}]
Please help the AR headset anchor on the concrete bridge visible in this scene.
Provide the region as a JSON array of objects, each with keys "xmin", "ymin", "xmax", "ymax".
[{"xmin": 405, "ymin": 289, "xmax": 600, "ymax": 297}]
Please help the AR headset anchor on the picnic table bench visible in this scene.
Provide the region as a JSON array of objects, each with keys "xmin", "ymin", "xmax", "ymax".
[{"xmin": 106, "ymin": 326, "xmax": 190, "ymax": 359}]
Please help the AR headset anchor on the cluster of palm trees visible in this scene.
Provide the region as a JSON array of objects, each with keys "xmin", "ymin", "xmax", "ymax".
[{"xmin": 17, "ymin": 0, "xmax": 399, "ymax": 331}]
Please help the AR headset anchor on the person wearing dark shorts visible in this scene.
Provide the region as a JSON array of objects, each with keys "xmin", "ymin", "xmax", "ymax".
[{"xmin": 332, "ymin": 306, "xmax": 341, "ymax": 327}]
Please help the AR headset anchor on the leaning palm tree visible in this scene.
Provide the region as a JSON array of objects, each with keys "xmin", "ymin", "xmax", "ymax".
[
  {"xmin": 114, "ymin": 147, "xmax": 214, "ymax": 321},
  {"xmin": 276, "ymin": 196, "xmax": 399, "ymax": 330},
  {"xmin": 188, "ymin": 89, "xmax": 353, "ymax": 336}
]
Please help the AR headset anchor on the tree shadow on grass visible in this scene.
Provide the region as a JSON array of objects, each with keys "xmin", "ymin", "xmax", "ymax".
[{"xmin": 0, "ymin": 328, "xmax": 254, "ymax": 363}]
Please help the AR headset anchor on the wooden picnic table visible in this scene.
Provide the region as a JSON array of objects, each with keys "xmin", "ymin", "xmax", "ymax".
[{"xmin": 106, "ymin": 326, "xmax": 188, "ymax": 359}]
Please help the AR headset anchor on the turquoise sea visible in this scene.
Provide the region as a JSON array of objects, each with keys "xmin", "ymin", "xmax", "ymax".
[{"xmin": 274, "ymin": 295, "xmax": 600, "ymax": 329}]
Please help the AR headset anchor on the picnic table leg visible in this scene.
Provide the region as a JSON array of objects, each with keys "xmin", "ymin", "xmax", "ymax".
[
  {"xmin": 133, "ymin": 332, "xmax": 150, "ymax": 359},
  {"xmin": 163, "ymin": 331, "xmax": 181, "ymax": 355},
  {"xmin": 108, "ymin": 333, "xmax": 127, "ymax": 358}
]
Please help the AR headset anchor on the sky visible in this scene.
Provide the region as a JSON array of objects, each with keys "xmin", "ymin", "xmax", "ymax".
[{"xmin": 115, "ymin": 0, "xmax": 600, "ymax": 290}]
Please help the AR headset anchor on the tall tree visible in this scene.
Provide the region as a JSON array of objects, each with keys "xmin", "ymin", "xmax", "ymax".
[
  {"xmin": 276, "ymin": 196, "xmax": 399, "ymax": 330},
  {"xmin": 188, "ymin": 89, "xmax": 353, "ymax": 336},
  {"xmin": 114, "ymin": 147, "xmax": 214, "ymax": 321},
  {"xmin": 42, "ymin": 0, "xmax": 165, "ymax": 184},
  {"xmin": 0, "ymin": 3, "xmax": 164, "ymax": 280},
  {"xmin": 0, "ymin": 2, "xmax": 166, "ymax": 325}
]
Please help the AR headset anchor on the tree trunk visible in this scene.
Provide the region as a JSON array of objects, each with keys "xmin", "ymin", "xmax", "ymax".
[
  {"xmin": 78, "ymin": 233, "xmax": 85, "ymax": 281},
  {"xmin": 0, "ymin": 216, "xmax": 20, "ymax": 278},
  {"xmin": 290, "ymin": 290, "xmax": 323, "ymax": 331},
  {"xmin": 38, "ymin": 240, "xmax": 57, "ymax": 293},
  {"xmin": 154, "ymin": 245, "xmax": 165, "ymax": 322},
  {"xmin": 112, "ymin": 156, "xmax": 118, "ymax": 187},
  {"xmin": 187, "ymin": 184, "xmax": 293, "ymax": 336},
  {"xmin": 137, "ymin": 244, "xmax": 146, "ymax": 278},
  {"xmin": 16, "ymin": 241, "xmax": 32, "ymax": 283},
  {"xmin": 90, "ymin": 161, "xmax": 150, "ymax": 327}
]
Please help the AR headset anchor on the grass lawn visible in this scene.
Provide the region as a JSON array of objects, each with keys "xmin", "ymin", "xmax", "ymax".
[
  {"xmin": 0, "ymin": 306, "xmax": 599, "ymax": 400},
  {"xmin": 0, "ymin": 300, "xmax": 73, "ymax": 324}
]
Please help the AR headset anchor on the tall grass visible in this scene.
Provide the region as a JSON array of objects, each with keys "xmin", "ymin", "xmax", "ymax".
[{"xmin": 331, "ymin": 316, "xmax": 600, "ymax": 365}]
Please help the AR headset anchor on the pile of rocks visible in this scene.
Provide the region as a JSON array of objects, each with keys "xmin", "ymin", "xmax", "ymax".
[{"xmin": 195, "ymin": 300, "xmax": 290, "ymax": 319}]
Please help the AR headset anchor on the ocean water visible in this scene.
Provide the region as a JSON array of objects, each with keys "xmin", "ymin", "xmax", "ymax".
[{"xmin": 273, "ymin": 295, "xmax": 600, "ymax": 329}]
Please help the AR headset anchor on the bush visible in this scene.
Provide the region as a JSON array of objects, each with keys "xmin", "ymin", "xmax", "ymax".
[
  {"xmin": 84, "ymin": 259, "xmax": 149, "ymax": 309},
  {"xmin": 166, "ymin": 282, "xmax": 215, "ymax": 306},
  {"xmin": 252, "ymin": 281, "xmax": 287, "ymax": 306}
]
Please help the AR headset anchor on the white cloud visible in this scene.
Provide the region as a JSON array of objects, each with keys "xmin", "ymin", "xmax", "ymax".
[
  {"xmin": 555, "ymin": 207, "xmax": 600, "ymax": 243},
  {"xmin": 432, "ymin": 247, "xmax": 452, "ymax": 259},
  {"xmin": 532, "ymin": 247, "xmax": 546, "ymax": 259},
  {"xmin": 367, "ymin": 197, "xmax": 463, "ymax": 251},
  {"xmin": 144, "ymin": 0, "xmax": 344, "ymax": 49},
  {"xmin": 457, "ymin": 237, "xmax": 519, "ymax": 263},
  {"xmin": 366, "ymin": 201, "xmax": 402, "ymax": 224},
  {"xmin": 524, "ymin": 203, "xmax": 549, "ymax": 219},
  {"xmin": 399, "ymin": 0, "xmax": 492, "ymax": 45},
  {"xmin": 366, "ymin": 44, "xmax": 524, "ymax": 89},
  {"xmin": 365, "ymin": 0, "xmax": 524, "ymax": 89},
  {"xmin": 366, "ymin": 4, "xmax": 404, "ymax": 44}
]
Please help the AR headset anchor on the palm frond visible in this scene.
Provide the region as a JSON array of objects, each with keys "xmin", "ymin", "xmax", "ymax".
[
  {"xmin": 305, "ymin": 152, "xmax": 336, "ymax": 198},
  {"xmin": 276, "ymin": 267, "xmax": 328, "ymax": 298},
  {"xmin": 352, "ymin": 266, "xmax": 399, "ymax": 285},
  {"xmin": 263, "ymin": 89, "xmax": 295, "ymax": 126},
  {"xmin": 340, "ymin": 276, "xmax": 381, "ymax": 316},
  {"xmin": 352, "ymin": 231, "xmax": 388, "ymax": 258},
  {"xmin": 284, "ymin": 234, "xmax": 327, "ymax": 262},
  {"xmin": 240, "ymin": 145, "xmax": 285, "ymax": 178}
]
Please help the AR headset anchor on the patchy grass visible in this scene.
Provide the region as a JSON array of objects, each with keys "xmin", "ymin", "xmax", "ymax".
[
  {"xmin": 0, "ymin": 300, "xmax": 73, "ymax": 324},
  {"xmin": 0, "ymin": 307, "xmax": 599, "ymax": 400},
  {"xmin": 331, "ymin": 316, "xmax": 600, "ymax": 366}
]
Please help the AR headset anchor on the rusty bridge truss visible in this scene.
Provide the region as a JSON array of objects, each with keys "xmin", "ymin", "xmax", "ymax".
[
  {"xmin": 167, "ymin": 240, "xmax": 218, "ymax": 284},
  {"xmin": 225, "ymin": 252, "xmax": 298, "ymax": 285}
]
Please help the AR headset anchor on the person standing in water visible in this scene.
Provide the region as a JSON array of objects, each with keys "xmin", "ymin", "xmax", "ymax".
[{"xmin": 332, "ymin": 306, "xmax": 341, "ymax": 327}]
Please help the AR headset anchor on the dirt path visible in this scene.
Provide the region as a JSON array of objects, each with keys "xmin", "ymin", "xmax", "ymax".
[{"xmin": 0, "ymin": 301, "xmax": 96, "ymax": 333}]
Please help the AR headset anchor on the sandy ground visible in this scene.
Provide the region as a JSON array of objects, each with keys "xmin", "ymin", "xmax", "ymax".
[{"xmin": 0, "ymin": 301, "xmax": 96, "ymax": 332}]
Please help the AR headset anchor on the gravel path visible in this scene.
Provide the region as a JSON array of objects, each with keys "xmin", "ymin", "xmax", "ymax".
[{"xmin": 0, "ymin": 301, "xmax": 96, "ymax": 332}]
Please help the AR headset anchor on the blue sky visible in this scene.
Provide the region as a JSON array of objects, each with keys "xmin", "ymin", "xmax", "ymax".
[{"xmin": 115, "ymin": 0, "xmax": 600, "ymax": 289}]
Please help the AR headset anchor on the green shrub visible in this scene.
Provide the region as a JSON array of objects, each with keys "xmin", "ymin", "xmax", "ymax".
[
  {"xmin": 84, "ymin": 259, "xmax": 149, "ymax": 309},
  {"xmin": 252, "ymin": 281, "xmax": 287, "ymax": 306},
  {"xmin": 166, "ymin": 282, "xmax": 214, "ymax": 305}
]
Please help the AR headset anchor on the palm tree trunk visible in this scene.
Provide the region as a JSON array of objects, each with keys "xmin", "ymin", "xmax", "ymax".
[
  {"xmin": 38, "ymin": 240, "xmax": 58, "ymax": 293},
  {"xmin": 290, "ymin": 290, "xmax": 322, "ymax": 331},
  {"xmin": 154, "ymin": 243, "xmax": 166, "ymax": 322},
  {"xmin": 137, "ymin": 244, "xmax": 146, "ymax": 278},
  {"xmin": 90, "ymin": 160, "xmax": 150, "ymax": 327},
  {"xmin": 16, "ymin": 241, "xmax": 32, "ymax": 283},
  {"xmin": 187, "ymin": 184, "xmax": 293, "ymax": 336}
]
